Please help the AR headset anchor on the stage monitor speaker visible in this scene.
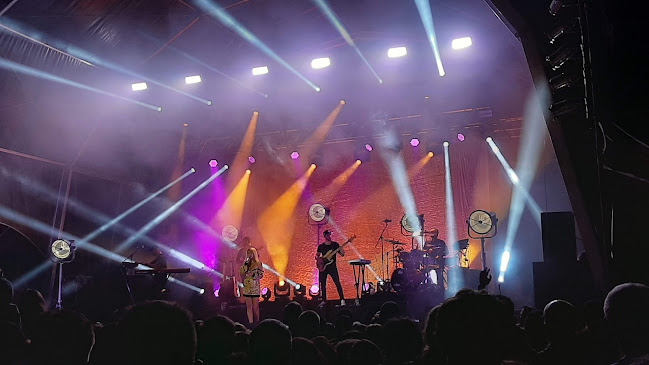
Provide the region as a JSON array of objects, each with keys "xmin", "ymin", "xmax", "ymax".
[{"xmin": 541, "ymin": 212, "xmax": 576, "ymax": 262}]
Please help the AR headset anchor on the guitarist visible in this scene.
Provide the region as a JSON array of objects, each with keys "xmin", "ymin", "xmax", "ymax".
[{"xmin": 316, "ymin": 230, "xmax": 346, "ymax": 306}]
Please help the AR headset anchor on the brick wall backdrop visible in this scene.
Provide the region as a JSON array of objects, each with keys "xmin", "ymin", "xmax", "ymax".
[{"xmin": 217, "ymin": 134, "xmax": 524, "ymax": 300}]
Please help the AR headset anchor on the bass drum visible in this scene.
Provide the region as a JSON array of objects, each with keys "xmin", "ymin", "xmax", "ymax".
[{"xmin": 390, "ymin": 268, "xmax": 423, "ymax": 292}]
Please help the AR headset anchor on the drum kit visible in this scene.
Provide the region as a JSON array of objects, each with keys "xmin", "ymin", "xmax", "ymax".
[{"xmin": 381, "ymin": 235, "xmax": 462, "ymax": 292}]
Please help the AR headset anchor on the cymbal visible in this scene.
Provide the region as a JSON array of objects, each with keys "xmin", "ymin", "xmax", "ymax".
[{"xmin": 384, "ymin": 238, "xmax": 406, "ymax": 245}]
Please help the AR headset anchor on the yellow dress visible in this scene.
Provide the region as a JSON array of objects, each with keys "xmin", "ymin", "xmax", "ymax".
[{"xmin": 239, "ymin": 263, "xmax": 264, "ymax": 297}]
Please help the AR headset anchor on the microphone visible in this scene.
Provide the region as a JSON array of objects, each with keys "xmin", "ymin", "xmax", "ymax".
[{"xmin": 383, "ymin": 219, "xmax": 392, "ymax": 223}]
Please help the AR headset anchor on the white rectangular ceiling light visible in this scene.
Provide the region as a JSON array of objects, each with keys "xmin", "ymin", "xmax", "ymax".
[
  {"xmin": 252, "ymin": 66, "xmax": 269, "ymax": 76},
  {"xmin": 311, "ymin": 57, "xmax": 331, "ymax": 69},
  {"xmin": 131, "ymin": 82, "xmax": 148, "ymax": 91},
  {"xmin": 451, "ymin": 37, "xmax": 472, "ymax": 50},
  {"xmin": 185, "ymin": 75, "xmax": 202, "ymax": 84},
  {"xmin": 387, "ymin": 46, "xmax": 408, "ymax": 58}
]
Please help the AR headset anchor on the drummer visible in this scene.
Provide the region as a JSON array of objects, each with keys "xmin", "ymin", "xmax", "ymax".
[{"xmin": 423, "ymin": 228, "xmax": 447, "ymax": 261}]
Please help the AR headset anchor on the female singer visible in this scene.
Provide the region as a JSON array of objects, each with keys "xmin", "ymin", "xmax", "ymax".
[{"xmin": 239, "ymin": 247, "xmax": 264, "ymax": 327}]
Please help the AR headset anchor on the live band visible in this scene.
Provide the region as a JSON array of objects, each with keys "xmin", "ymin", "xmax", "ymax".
[{"xmin": 213, "ymin": 226, "xmax": 454, "ymax": 304}]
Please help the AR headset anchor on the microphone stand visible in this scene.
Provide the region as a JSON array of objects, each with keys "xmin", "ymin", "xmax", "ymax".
[{"xmin": 375, "ymin": 221, "xmax": 390, "ymax": 281}]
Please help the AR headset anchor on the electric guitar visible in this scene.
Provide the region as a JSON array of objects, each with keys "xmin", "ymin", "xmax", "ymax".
[{"xmin": 316, "ymin": 235, "xmax": 356, "ymax": 272}]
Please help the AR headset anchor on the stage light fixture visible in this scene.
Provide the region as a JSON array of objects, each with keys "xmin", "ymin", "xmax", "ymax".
[
  {"xmin": 443, "ymin": 141, "xmax": 450, "ymax": 147},
  {"xmin": 451, "ymin": 37, "xmax": 472, "ymax": 50},
  {"xmin": 214, "ymin": 288, "xmax": 219, "ymax": 297},
  {"xmin": 311, "ymin": 57, "xmax": 331, "ymax": 69},
  {"xmin": 340, "ymin": 99, "xmax": 346, "ymax": 105},
  {"xmin": 209, "ymin": 159, "xmax": 218, "ymax": 168},
  {"xmin": 261, "ymin": 287, "xmax": 271, "ymax": 300},
  {"xmin": 185, "ymin": 75, "xmax": 202, "ymax": 84},
  {"xmin": 486, "ymin": 137, "xmax": 493, "ymax": 143},
  {"xmin": 410, "ymin": 138, "xmax": 420, "ymax": 147},
  {"xmin": 428, "ymin": 152, "xmax": 434, "ymax": 157},
  {"xmin": 290, "ymin": 151, "xmax": 299, "ymax": 160},
  {"xmin": 387, "ymin": 46, "xmax": 408, "ymax": 58},
  {"xmin": 131, "ymin": 82, "xmax": 148, "ymax": 91},
  {"xmin": 549, "ymin": 72, "xmax": 581, "ymax": 91},
  {"xmin": 311, "ymin": 163, "xmax": 317, "ymax": 169},
  {"xmin": 309, "ymin": 285, "xmax": 320, "ymax": 298},
  {"xmin": 457, "ymin": 133, "xmax": 465, "ymax": 142},
  {"xmin": 248, "ymin": 156, "xmax": 256, "ymax": 164},
  {"xmin": 274, "ymin": 280, "xmax": 290, "ymax": 298},
  {"xmin": 315, "ymin": 87, "xmax": 321, "ymax": 92},
  {"xmin": 294, "ymin": 284, "xmax": 306, "ymax": 297},
  {"xmin": 246, "ymin": 169, "xmax": 251, "ymax": 175},
  {"xmin": 252, "ymin": 66, "xmax": 269, "ymax": 76},
  {"xmin": 546, "ymin": 43, "xmax": 580, "ymax": 70},
  {"xmin": 549, "ymin": 0, "xmax": 563, "ymax": 16},
  {"xmin": 364, "ymin": 144, "xmax": 373, "ymax": 152},
  {"xmin": 199, "ymin": 288, "xmax": 206, "ymax": 295}
]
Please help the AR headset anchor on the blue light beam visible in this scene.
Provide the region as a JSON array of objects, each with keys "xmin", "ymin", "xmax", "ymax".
[
  {"xmin": 195, "ymin": 0, "xmax": 320, "ymax": 91},
  {"xmin": 414, "ymin": 0, "xmax": 446, "ymax": 76},
  {"xmin": 0, "ymin": 58, "xmax": 162, "ymax": 111},
  {"xmin": 443, "ymin": 142, "xmax": 462, "ymax": 295},
  {"xmin": 0, "ymin": 18, "xmax": 212, "ymax": 105},
  {"xmin": 311, "ymin": 0, "xmax": 382, "ymax": 83},
  {"xmin": 115, "ymin": 165, "xmax": 228, "ymax": 252}
]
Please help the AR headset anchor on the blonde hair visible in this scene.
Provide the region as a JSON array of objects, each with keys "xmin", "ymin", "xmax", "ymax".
[{"xmin": 246, "ymin": 247, "xmax": 261, "ymax": 269}]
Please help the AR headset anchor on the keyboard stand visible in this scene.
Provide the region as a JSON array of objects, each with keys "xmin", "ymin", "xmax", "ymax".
[{"xmin": 351, "ymin": 262, "xmax": 367, "ymax": 301}]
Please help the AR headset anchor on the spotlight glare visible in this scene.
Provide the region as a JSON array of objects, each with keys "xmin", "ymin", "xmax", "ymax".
[
  {"xmin": 185, "ymin": 75, "xmax": 202, "ymax": 84},
  {"xmin": 311, "ymin": 163, "xmax": 317, "ymax": 169},
  {"xmin": 309, "ymin": 284, "xmax": 320, "ymax": 296},
  {"xmin": 190, "ymin": 168, "xmax": 196, "ymax": 173},
  {"xmin": 246, "ymin": 169, "xmax": 251, "ymax": 174},
  {"xmin": 248, "ymin": 156, "xmax": 256, "ymax": 164},
  {"xmin": 443, "ymin": 141, "xmax": 449, "ymax": 147},
  {"xmin": 199, "ymin": 288, "xmax": 206, "ymax": 295},
  {"xmin": 157, "ymin": 107, "xmax": 162, "ymax": 112},
  {"xmin": 315, "ymin": 87, "xmax": 321, "ymax": 92},
  {"xmin": 428, "ymin": 152, "xmax": 434, "ymax": 157},
  {"xmin": 340, "ymin": 99, "xmax": 346, "ymax": 105},
  {"xmin": 183, "ymin": 123, "xmax": 189, "ymax": 127},
  {"xmin": 387, "ymin": 46, "xmax": 408, "ymax": 58},
  {"xmin": 410, "ymin": 138, "xmax": 420, "ymax": 147},
  {"xmin": 457, "ymin": 133, "xmax": 465, "ymax": 142},
  {"xmin": 486, "ymin": 137, "xmax": 493, "ymax": 143},
  {"xmin": 364, "ymin": 144, "xmax": 373, "ymax": 152},
  {"xmin": 279, "ymin": 280, "xmax": 285, "ymax": 286},
  {"xmin": 452, "ymin": 37, "xmax": 473, "ymax": 50},
  {"xmin": 207, "ymin": 100, "xmax": 213, "ymax": 106},
  {"xmin": 311, "ymin": 57, "xmax": 331, "ymax": 69},
  {"xmin": 290, "ymin": 151, "xmax": 300, "ymax": 160},
  {"xmin": 499, "ymin": 251, "xmax": 511, "ymax": 273},
  {"xmin": 498, "ymin": 273, "xmax": 505, "ymax": 283},
  {"xmin": 131, "ymin": 82, "xmax": 148, "ymax": 91},
  {"xmin": 356, "ymin": 159, "xmax": 362, "ymax": 164},
  {"xmin": 209, "ymin": 159, "xmax": 218, "ymax": 168},
  {"xmin": 252, "ymin": 66, "xmax": 269, "ymax": 76},
  {"xmin": 214, "ymin": 289, "xmax": 219, "ymax": 297}
]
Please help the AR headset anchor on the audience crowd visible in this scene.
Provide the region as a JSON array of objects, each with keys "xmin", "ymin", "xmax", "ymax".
[{"xmin": 2, "ymin": 275, "xmax": 649, "ymax": 365}]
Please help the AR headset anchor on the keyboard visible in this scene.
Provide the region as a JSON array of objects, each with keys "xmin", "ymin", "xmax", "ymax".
[{"xmin": 348, "ymin": 259, "xmax": 371, "ymax": 266}]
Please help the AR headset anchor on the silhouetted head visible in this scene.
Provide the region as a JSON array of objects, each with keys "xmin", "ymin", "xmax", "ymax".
[
  {"xmin": 29, "ymin": 310, "xmax": 95, "ymax": 365},
  {"xmin": 19, "ymin": 289, "xmax": 46, "ymax": 316},
  {"xmin": 118, "ymin": 301, "xmax": 196, "ymax": 365},
  {"xmin": 197, "ymin": 315, "xmax": 235, "ymax": 364},
  {"xmin": 544, "ymin": 300, "xmax": 578, "ymax": 343},
  {"xmin": 365, "ymin": 323, "xmax": 383, "ymax": 348},
  {"xmin": 312, "ymin": 336, "xmax": 336, "ymax": 365},
  {"xmin": 296, "ymin": 310, "xmax": 320, "ymax": 339},
  {"xmin": 383, "ymin": 318, "xmax": 423, "ymax": 364},
  {"xmin": 379, "ymin": 301, "xmax": 399, "ymax": 324},
  {"xmin": 292, "ymin": 337, "xmax": 327, "ymax": 365},
  {"xmin": 350, "ymin": 339, "xmax": 383, "ymax": 365},
  {"xmin": 604, "ymin": 283, "xmax": 649, "ymax": 356},
  {"xmin": 437, "ymin": 290, "xmax": 509, "ymax": 364},
  {"xmin": 424, "ymin": 305, "xmax": 441, "ymax": 348},
  {"xmin": 249, "ymin": 319, "xmax": 292, "ymax": 365},
  {"xmin": 335, "ymin": 315, "xmax": 353, "ymax": 338},
  {"xmin": 283, "ymin": 301, "xmax": 303, "ymax": 331},
  {"xmin": 336, "ymin": 339, "xmax": 360, "ymax": 365}
]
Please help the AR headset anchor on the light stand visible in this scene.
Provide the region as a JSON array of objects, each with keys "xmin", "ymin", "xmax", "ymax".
[
  {"xmin": 374, "ymin": 221, "xmax": 390, "ymax": 281},
  {"xmin": 50, "ymin": 239, "xmax": 75, "ymax": 310},
  {"xmin": 467, "ymin": 210, "xmax": 498, "ymax": 270}
]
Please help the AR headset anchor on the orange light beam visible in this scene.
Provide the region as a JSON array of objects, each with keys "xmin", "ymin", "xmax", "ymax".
[
  {"xmin": 300, "ymin": 102, "xmax": 345, "ymax": 168},
  {"xmin": 213, "ymin": 169, "xmax": 251, "ymax": 229},
  {"xmin": 227, "ymin": 111, "xmax": 259, "ymax": 187},
  {"xmin": 257, "ymin": 164, "xmax": 317, "ymax": 278},
  {"xmin": 314, "ymin": 160, "xmax": 361, "ymax": 205}
]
